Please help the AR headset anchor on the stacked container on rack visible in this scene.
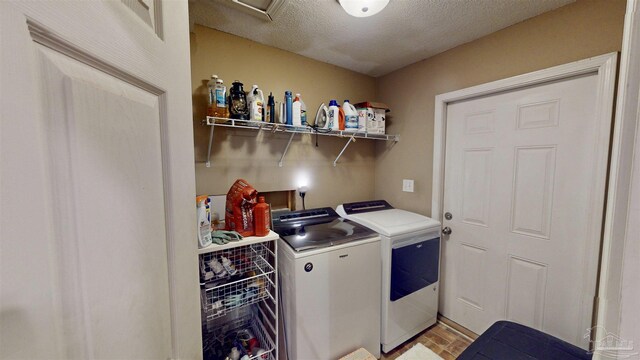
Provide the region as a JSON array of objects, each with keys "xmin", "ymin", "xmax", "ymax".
[{"xmin": 199, "ymin": 235, "xmax": 278, "ymax": 360}]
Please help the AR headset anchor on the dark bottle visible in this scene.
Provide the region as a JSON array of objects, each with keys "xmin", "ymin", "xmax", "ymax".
[
  {"xmin": 228, "ymin": 80, "xmax": 249, "ymax": 120},
  {"xmin": 267, "ymin": 92, "xmax": 275, "ymax": 123}
]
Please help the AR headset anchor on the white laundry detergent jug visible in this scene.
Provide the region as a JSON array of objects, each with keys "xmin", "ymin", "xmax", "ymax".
[{"xmin": 343, "ymin": 100, "xmax": 359, "ymax": 131}]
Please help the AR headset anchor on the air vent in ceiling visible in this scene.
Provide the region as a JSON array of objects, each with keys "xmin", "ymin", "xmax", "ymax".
[{"xmin": 223, "ymin": 0, "xmax": 286, "ymax": 21}]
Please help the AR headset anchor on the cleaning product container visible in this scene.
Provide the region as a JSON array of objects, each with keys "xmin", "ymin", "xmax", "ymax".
[
  {"xmin": 343, "ymin": 100, "xmax": 360, "ymax": 131},
  {"xmin": 249, "ymin": 85, "xmax": 264, "ymax": 122},
  {"xmin": 328, "ymin": 100, "xmax": 340, "ymax": 131},
  {"xmin": 207, "ymin": 75, "xmax": 218, "ymax": 117},
  {"xmin": 292, "ymin": 94, "xmax": 302, "ymax": 127},
  {"xmin": 285, "ymin": 91, "xmax": 293, "ymax": 125}
]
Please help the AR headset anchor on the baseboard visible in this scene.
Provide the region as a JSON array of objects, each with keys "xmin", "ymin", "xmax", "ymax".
[{"xmin": 437, "ymin": 314, "xmax": 478, "ymax": 341}]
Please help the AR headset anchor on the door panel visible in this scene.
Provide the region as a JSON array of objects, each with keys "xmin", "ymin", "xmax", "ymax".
[
  {"xmin": 40, "ymin": 46, "xmax": 171, "ymax": 358},
  {"xmin": 441, "ymin": 72, "xmax": 610, "ymax": 348},
  {"xmin": 511, "ymin": 146, "xmax": 557, "ymax": 239},
  {"xmin": 505, "ymin": 255, "xmax": 548, "ymax": 329},
  {"xmin": 1, "ymin": 1, "xmax": 198, "ymax": 358}
]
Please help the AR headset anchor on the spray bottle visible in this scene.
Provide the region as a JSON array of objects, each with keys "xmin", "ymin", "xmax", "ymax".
[{"xmin": 196, "ymin": 195, "xmax": 212, "ymax": 248}]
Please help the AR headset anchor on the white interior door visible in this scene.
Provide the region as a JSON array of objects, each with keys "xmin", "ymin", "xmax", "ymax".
[
  {"xmin": 0, "ymin": 1, "xmax": 200, "ymax": 359},
  {"xmin": 440, "ymin": 61, "xmax": 614, "ymax": 348}
]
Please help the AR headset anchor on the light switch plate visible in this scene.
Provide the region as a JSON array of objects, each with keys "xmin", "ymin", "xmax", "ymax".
[{"xmin": 402, "ymin": 179, "xmax": 414, "ymax": 192}]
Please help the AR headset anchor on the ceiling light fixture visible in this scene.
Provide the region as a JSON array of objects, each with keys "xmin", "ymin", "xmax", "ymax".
[{"xmin": 338, "ymin": 0, "xmax": 389, "ymax": 18}]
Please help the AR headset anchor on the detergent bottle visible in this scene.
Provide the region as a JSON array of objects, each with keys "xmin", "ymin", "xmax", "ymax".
[
  {"xmin": 328, "ymin": 100, "xmax": 340, "ymax": 131},
  {"xmin": 343, "ymin": 100, "xmax": 359, "ymax": 131},
  {"xmin": 339, "ymin": 106, "xmax": 345, "ymax": 130},
  {"xmin": 248, "ymin": 85, "xmax": 264, "ymax": 122}
]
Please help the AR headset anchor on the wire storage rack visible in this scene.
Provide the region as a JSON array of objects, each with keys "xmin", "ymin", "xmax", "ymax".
[
  {"xmin": 200, "ymin": 242, "xmax": 275, "ymax": 320},
  {"xmin": 202, "ymin": 306, "xmax": 276, "ymax": 360},
  {"xmin": 199, "ymin": 233, "xmax": 278, "ymax": 360}
]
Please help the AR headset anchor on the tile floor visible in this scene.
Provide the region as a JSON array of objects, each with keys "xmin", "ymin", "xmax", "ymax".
[{"xmin": 380, "ymin": 322, "xmax": 474, "ymax": 360}]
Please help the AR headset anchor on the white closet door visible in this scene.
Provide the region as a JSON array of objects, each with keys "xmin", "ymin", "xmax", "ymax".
[
  {"xmin": 0, "ymin": 1, "xmax": 200, "ymax": 359},
  {"xmin": 441, "ymin": 68, "xmax": 612, "ymax": 348}
]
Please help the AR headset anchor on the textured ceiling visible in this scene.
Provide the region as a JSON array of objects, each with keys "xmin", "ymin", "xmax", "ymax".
[{"xmin": 190, "ymin": 0, "xmax": 575, "ymax": 77}]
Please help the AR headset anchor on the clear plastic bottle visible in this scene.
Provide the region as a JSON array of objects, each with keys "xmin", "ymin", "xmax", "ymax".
[
  {"xmin": 207, "ymin": 74, "xmax": 218, "ymax": 117},
  {"xmin": 214, "ymin": 79, "xmax": 228, "ymax": 118}
]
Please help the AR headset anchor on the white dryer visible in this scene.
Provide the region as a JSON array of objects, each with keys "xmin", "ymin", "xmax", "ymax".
[{"xmin": 337, "ymin": 200, "xmax": 441, "ymax": 353}]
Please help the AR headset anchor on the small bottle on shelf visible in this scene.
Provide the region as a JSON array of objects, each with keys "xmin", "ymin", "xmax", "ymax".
[{"xmin": 267, "ymin": 92, "xmax": 275, "ymax": 123}]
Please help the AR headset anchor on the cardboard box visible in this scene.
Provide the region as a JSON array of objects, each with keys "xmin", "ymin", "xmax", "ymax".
[{"xmin": 354, "ymin": 102, "xmax": 389, "ymax": 134}]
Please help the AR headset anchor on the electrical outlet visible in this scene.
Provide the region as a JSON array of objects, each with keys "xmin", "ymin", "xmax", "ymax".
[{"xmin": 402, "ymin": 179, "xmax": 414, "ymax": 192}]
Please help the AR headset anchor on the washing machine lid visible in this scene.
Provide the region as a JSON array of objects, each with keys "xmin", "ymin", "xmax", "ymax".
[
  {"xmin": 272, "ymin": 207, "xmax": 377, "ymax": 252},
  {"xmin": 337, "ymin": 201, "xmax": 440, "ymax": 237}
]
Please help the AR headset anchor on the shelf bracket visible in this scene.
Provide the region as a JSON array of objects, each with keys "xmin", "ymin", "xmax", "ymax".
[
  {"xmin": 333, "ymin": 133, "xmax": 357, "ymax": 167},
  {"xmin": 278, "ymin": 132, "xmax": 296, "ymax": 167},
  {"xmin": 205, "ymin": 121, "xmax": 215, "ymax": 167}
]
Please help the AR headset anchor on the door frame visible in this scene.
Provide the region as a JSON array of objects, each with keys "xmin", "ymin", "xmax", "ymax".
[
  {"xmin": 594, "ymin": 0, "xmax": 640, "ymax": 358},
  {"xmin": 431, "ymin": 52, "xmax": 618, "ymax": 341}
]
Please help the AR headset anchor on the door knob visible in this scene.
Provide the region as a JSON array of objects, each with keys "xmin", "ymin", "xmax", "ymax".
[{"xmin": 442, "ymin": 227, "xmax": 452, "ymax": 235}]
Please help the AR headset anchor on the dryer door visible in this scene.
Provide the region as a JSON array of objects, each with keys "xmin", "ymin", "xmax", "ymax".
[{"xmin": 390, "ymin": 236, "xmax": 440, "ymax": 301}]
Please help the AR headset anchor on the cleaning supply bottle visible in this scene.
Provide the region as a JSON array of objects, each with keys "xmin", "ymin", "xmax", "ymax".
[
  {"xmin": 254, "ymin": 196, "xmax": 271, "ymax": 237},
  {"xmin": 343, "ymin": 100, "xmax": 359, "ymax": 131},
  {"xmin": 339, "ymin": 106, "xmax": 345, "ymax": 130},
  {"xmin": 292, "ymin": 94, "xmax": 302, "ymax": 127},
  {"xmin": 267, "ymin": 93, "xmax": 275, "ymax": 123},
  {"xmin": 214, "ymin": 79, "xmax": 228, "ymax": 118},
  {"xmin": 248, "ymin": 85, "xmax": 264, "ymax": 122},
  {"xmin": 196, "ymin": 195, "xmax": 212, "ymax": 248},
  {"xmin": 246, "ymin": 85, "xmax": 255, "ymax": 120},
  {"xmin": 207, "ymin": 74, "xmax": 218, "ymax": 117},
  {"xmin": 328, "ymin": 100, "xmax": 340, "ymax": 130},
  {"xmin": 284, "ymin": 91, "xmax": 293, "ymax": 125},
  {"xmin": 295, "ymin": 93, "xmax": 307, "ymax": 125}
]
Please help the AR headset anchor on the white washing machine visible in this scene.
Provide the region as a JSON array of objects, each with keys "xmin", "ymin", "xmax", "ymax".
[
  {"xmin": 273, "ymin": 207, "xmax": 382, "ymax": 360},
  {"xmin": 337, "ymin": 200, "xmax": 441, "ymax": 353}
]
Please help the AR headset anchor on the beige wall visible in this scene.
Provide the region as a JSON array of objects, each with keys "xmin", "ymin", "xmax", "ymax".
[
  {"xmin": 191, "ymin": 26, "xmax": 377, "ymax": 208},
  {"xmin": 375, "ymin": 0, "xmax": 626, "ymax": 216}
]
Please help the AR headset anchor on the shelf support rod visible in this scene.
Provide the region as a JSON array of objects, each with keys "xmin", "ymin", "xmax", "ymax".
[
  {"xmin": 278, "ymin": 132, "xmax": 296, "ymax": 167},
  {"xmin": 205, "ymin": 122, "xmax": 215, "ymax": 168},
  {"xmin": 333, "ymin": 133, "xmax": 357, "ymax": 167}
]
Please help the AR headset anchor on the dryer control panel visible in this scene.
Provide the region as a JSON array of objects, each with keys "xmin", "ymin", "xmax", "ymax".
[{"xmin": 341, "ymin": 200, "xmax": 393, "ymax": 215}]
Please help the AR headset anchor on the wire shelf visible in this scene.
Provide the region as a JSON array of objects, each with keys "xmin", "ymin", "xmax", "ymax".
[
  {"xmin": 203, "ymin": 116, "xmax": 399, "ymax": 167},
  {"xmin": 200, "ymin": 242, "xmax": 275, "ymax": 320},
  {"xmin": 202, "ymin": 308, "xmax": 276, "ymax": 360},
  {"xmin": 205, "ymin": 116, "xmax": 399, "ymax": 141}
]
